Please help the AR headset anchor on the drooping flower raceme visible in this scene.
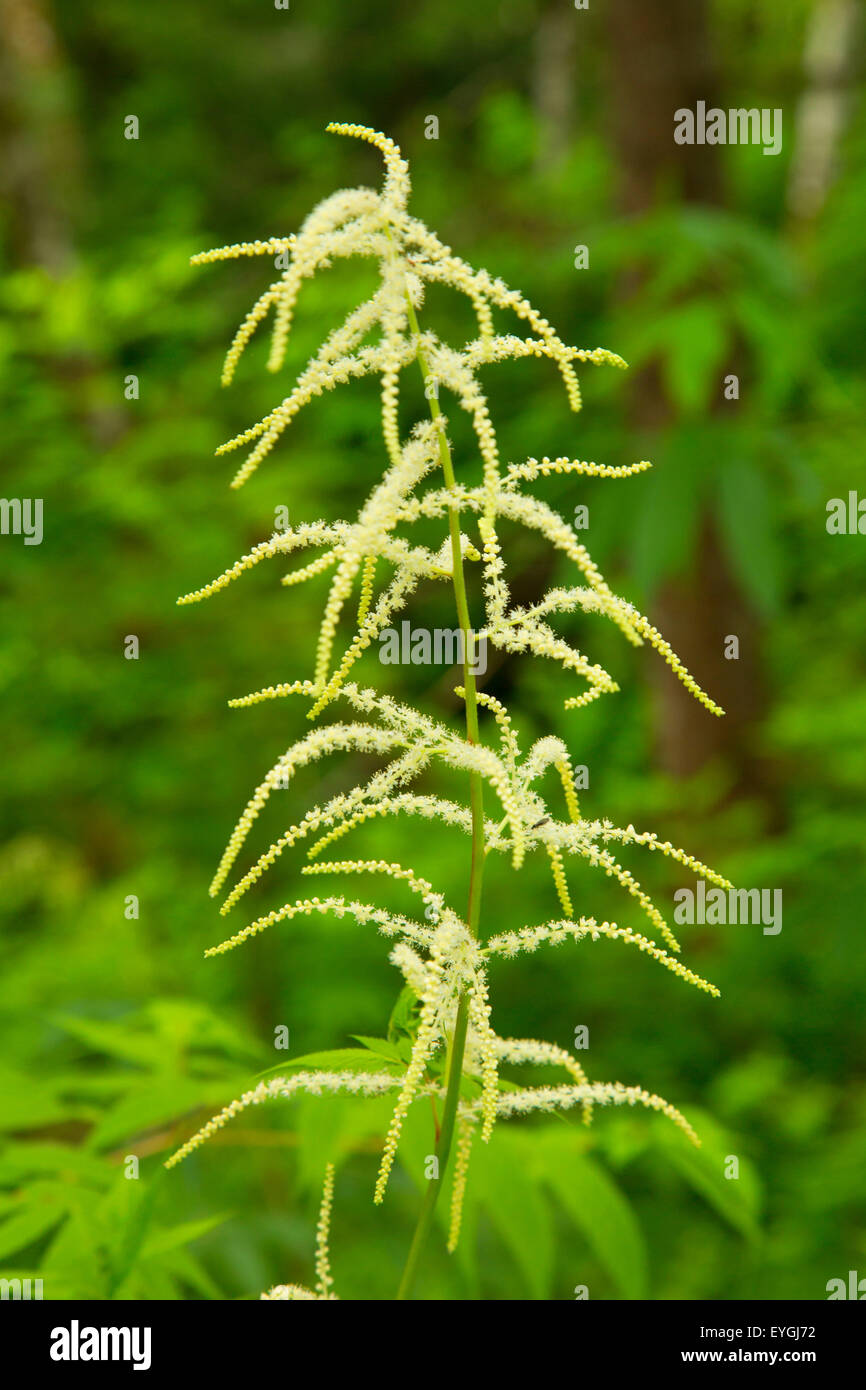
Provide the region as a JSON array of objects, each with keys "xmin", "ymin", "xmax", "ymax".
[
  {"xmin": 261, "ymin": 1162, "xmax": 340, "ymax": 1301},
  {"xmin": 168, "ymin": 123, "xmax": 729, "ymax": 1288}
]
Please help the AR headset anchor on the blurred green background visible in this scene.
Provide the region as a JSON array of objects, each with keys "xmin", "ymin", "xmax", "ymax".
[{"xmin": 1, "ymin": 0, "xmax": 864, "ymax": 1300}]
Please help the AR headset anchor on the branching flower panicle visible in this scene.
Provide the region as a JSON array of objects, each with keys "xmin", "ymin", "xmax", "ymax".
[{"xmin": 169, "ymin": 123, "xmax": 730, "ymax": 1299}]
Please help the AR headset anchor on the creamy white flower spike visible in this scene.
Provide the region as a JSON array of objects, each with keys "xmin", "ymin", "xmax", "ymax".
[
  {"xmin": 171, "ymin": 125, "xmax": 731, "ymax": 1264},
  {"xmin": 182, "ymin": 122, "xmax": 720, "ymax": 718},
  {"xmin": 261, "ymin": 1162, "xmax": 340, "ymax": 1302}
]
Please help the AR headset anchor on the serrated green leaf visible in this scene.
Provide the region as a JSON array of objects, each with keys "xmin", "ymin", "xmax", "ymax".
[
  {"xmin": 52, "ymin": 1014, "xmax": 165, "ymax": 1070},
  {"xmin": 473, "ymin": 1130, "xmax": 553, "ymax": 1300},
  {"xmin": 534, "ymin": 1131, "xmax": 648, "ymax": 1299},
  {"xmin": 294, "ymin": 1090, "xmax": 394, "ymax": 1190},
  {"xmin": 350, "ymin": 1035, "xmax": 405, "ymax": 1064},
  {"xmin": 255, "ymin": 1047, "xmax": 404, "ymax": 1081},
  {"xmin": 387, "ymin": 985, "xmax": 420, "ymax": 1044},
  {"xmin": 653, "ymin": 1108, "xmax": 761, "ymax": 1240},
  {"xmin": 0, "ymin": 1200, "xmax": 68, "ymax": 1260},
  {"xmin": 150, "ymin": 1246, "xmax": 224, "ymax": 1300},
  {"xmin": 105, "ymin": 1169, "xmax": 167, "ymax": 1296},
  {"xmin": 0, "ymin": 1065, "xmax": 71, "ymax": 1132},
  {"xmin": 0, "ymin": 1143, "xmax": 109, "ymax": 1186},
  {"xmin": 86, "ymin": 1075, "xmax": 245, "ymax": 1151},
  {"xmin": 140, "ymin": 1211, "xmax": 227, "ymax": 1260}
]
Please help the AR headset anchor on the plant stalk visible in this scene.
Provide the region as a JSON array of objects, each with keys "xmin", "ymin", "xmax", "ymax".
[{"xmin": 395, "ymin": 290, "xmax": 486, "ymax": 1300}]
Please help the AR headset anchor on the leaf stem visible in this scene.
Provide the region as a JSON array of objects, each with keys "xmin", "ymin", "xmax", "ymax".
[{"xmin": 395, "ymin": 289, "xmax": 486, "ymax": 1300}]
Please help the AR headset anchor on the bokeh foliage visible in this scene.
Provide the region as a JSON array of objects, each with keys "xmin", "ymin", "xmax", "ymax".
[{"xmin": 1, "ymin": 0, "xmax": 864, "ymax": 1299}]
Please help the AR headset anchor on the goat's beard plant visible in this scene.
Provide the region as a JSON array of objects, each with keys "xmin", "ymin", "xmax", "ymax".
[{"xmin": 166, "ymin": 124, "xmax": 730, "ymax": 1301}]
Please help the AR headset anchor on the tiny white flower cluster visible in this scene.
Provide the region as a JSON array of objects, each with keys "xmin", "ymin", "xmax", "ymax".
[{"xmin": 166, "ymin": 1070, "xmax": 401, "ymax": 1170}]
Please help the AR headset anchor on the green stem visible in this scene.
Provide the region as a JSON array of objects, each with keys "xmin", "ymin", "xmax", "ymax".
[
  {"xmin": 395, "ymin": 994, "xmax": 469, "ymax": 1300},
  {"xmin": 395, "ymin": 290, "xmax": 486, "ymax": 1300}
]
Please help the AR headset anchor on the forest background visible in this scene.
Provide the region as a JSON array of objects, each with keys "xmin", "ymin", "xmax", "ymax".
[{"xmin": 1, "ymin": 0, "xmax": 864, "ymax": 1300}]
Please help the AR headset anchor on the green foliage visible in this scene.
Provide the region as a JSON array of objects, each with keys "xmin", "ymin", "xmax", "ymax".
[
  {"xmin": 2, "ymin": 0, "xmax": 864, "ymax": 1301},
  {"xmin": 0, "ymin": 1000, "xmax": 254, "ymax": 1297}
]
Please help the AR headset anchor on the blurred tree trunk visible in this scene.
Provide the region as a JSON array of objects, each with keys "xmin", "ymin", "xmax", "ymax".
[
  {"xmin": 787, "ymin": 0, "xmax": 860, "ymax": 224},
  {"xmin": 533, "ymin": 0, "xmax": 576, "ymax": 172},
  {"xmin": 0, "ymin": 0, "xmax": 129, "ymax": 453},
  {"xmin": 604, "ymin": 0, "xmax": 775, "ymax": 810},
  {"xmin": 0, "ymin": 0, "xmax": 81, "ymax": 269}
]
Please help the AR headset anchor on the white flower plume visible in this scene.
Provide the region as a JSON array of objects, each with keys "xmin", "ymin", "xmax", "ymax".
[{"xmin": 171, "ymin": 124, "xmax": 733, "ymax": 1269}]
